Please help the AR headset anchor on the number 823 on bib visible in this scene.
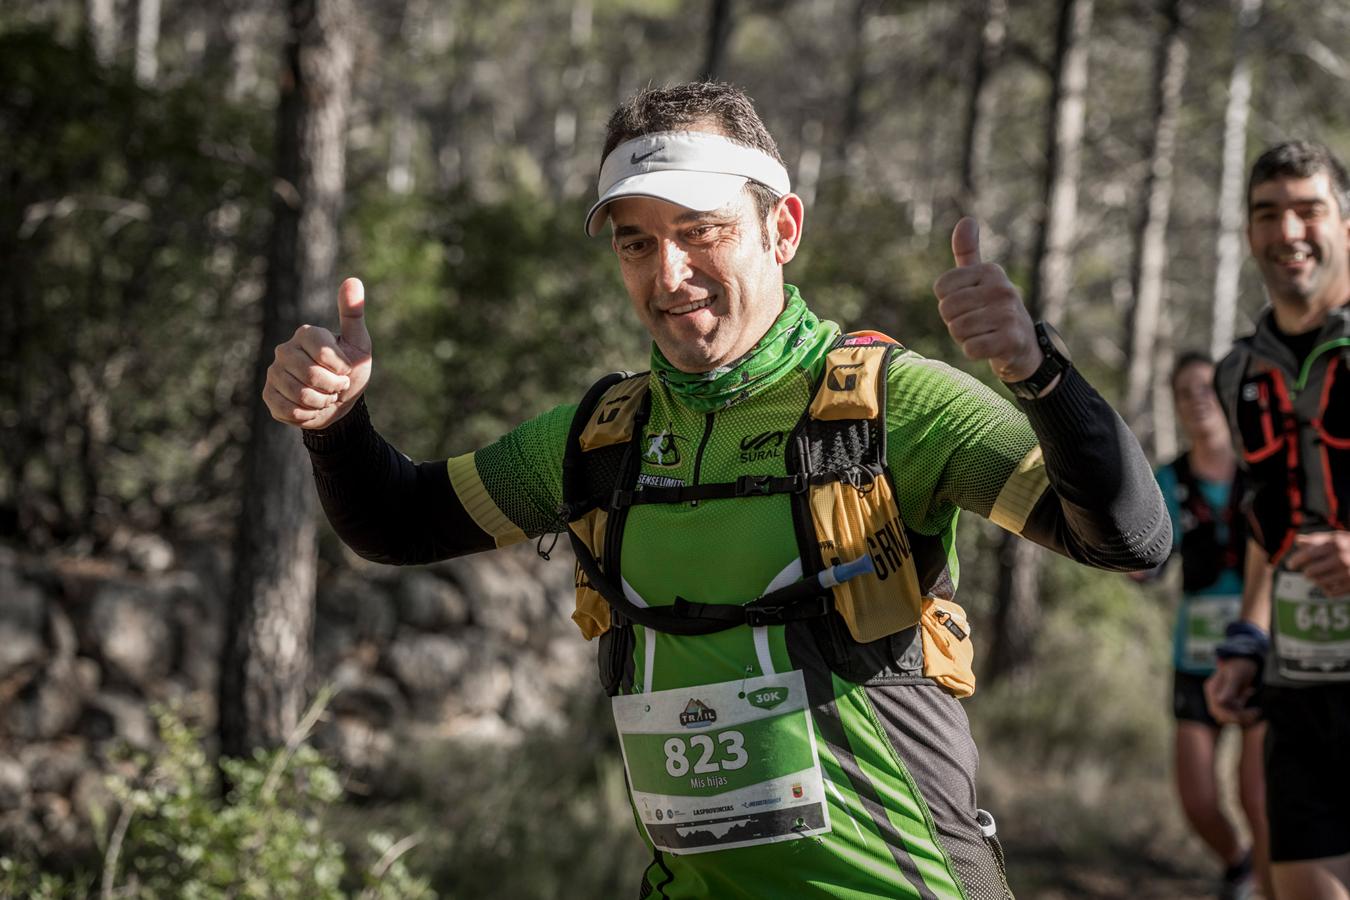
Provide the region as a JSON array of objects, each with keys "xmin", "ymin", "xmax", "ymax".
[{"xmin": 611, "ymin": 670, "xmax": 830, "ymax": 855}]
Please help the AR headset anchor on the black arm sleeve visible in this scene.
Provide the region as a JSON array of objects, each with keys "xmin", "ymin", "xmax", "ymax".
[
  {"xmin": 302, "ymin": 398, "xmax": 496, "ymax": 565},
  {"xmin": 1017, "ymin": 367, "xmax": 1172, "ymax": 570}
]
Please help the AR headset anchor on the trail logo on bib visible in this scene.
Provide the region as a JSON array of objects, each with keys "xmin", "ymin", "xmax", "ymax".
[
  {"xmin": 680, "ymin": 699, "xmax": 718, "ymax": 728},
  {"xmin": 747, "ymin": 687, "xmax": 788, "ymax": 710}
]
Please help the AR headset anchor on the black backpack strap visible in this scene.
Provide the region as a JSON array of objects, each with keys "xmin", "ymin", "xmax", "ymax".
[
  {"xmin": 561, "ymin": 371, "xmax": 632, "ymax": 521},
  {"xmin": 609, "ymin": 473, "xmax": 811, "ymax": 509}
]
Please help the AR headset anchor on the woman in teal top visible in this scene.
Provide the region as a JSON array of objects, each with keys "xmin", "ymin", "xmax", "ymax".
[{"xmin": 1152, "ymin": 352, "xmax": 1269, "ymax": 899}]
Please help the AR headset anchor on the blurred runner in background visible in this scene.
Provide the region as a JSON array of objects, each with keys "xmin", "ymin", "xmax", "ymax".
[
  {"xmin": 1142, "ymin": 351, "xmax": 1268, "ymax": 899},
  {"xmin": 1209, "ymin": 140, "xmax": 1350, "ymax": 900}
]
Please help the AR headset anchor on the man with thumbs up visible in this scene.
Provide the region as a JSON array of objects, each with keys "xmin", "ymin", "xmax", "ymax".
[{"xmin": 265, "ymin": 82, "xmax": 1167, "ymax": 899}]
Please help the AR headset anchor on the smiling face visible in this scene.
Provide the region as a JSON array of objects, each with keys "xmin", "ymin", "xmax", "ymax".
[
  {"xmin": 1247, "ymin": 172, "xmax": 1350, "ymax": 325},
  {"xmin": 609, "ymin": 188, "xmax": 803, "ymax": 373}
]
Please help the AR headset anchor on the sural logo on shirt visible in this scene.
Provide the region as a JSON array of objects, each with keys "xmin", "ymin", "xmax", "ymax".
[{"xmin": 739, "ymin": 430, "xmax": 785, "ymax": 462}]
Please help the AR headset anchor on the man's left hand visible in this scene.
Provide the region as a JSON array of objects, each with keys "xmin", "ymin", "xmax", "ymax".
[
  {"xmin": 1284, "ymin": 531, "xmax": 1350, "ymax": 596},
  {"xmin": 933, "ymin": 217, "xmax": 1043, "ymax": 384}
]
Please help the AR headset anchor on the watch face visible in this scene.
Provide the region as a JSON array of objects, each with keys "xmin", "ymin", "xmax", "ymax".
[
  {"xmin": 1006, "ymin": 321, "xmax": 1071, "ymax": 399},
  {"xmin": 1038, "ymin": 321, "xmax": 1071, "ymax": 364}
]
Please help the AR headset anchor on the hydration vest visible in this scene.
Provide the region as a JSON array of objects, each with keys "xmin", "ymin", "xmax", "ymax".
[
  {"xmin": 1171, "ymin": 452, "xmax": 1247, "ymax": 592},
  {"xmin": 1226, "ymin": 330, "xmax": 1350, "ymax": 563},
  {"xmin": 560, "ymin": 333, "xmax": 977, "ymax": 698}
]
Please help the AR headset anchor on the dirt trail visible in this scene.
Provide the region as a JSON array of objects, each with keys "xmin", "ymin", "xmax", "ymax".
[{"xmin": 1003, "ymin": 841, "xmax": 1223, "ymax": 899}]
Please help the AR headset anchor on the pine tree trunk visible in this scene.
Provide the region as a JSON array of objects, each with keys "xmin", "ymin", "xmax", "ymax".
[
  {"xmin": 134, "ymin": 0, "xmax": 161, "ymax": 85},
  {"xmin": 988, "ymin": 0, "xmax": 1094, "ymax": 685},
  {"xmin": 819, "ymin": 0, "xmax": 872, "ymax": 213},
  {"xmin": 545, "ymin": 0, "xmax": 593, "ymax": 199},
  {"xmin": 1152, "ymin": 301, "xmax": 1179, "ymax": 461},
  {"xmin": 959, "ymin": 0, "xmax": 1007, "ymax": 221},
  {"xmin": 985, "ymin": 533, "xmax": 1041, "ymax": 685},
  {"xmin": 795, "ymin": 117, "xmax": 824, "ymax": 209},
  {"xmin": 1124, "ymin": 0, "xmax": 1190, "ymax": 451},
  {"xmin": 700, "ymin": 0, "xmax": 734, "ymax": 82},
  {"xmin": 220, "ymin": 0, "xmax": 355, "ymax": 760},
  {"xmin": 1211, "ymin": 0, "xmax": 1262, "ymax": 359},
  {"xmin": 86, "ymin": 0, "xmax": 117, "ymax": 67},
  {"xmin": 1029, "ymin": 0, "xmax": 1093, "ymax": 323}
]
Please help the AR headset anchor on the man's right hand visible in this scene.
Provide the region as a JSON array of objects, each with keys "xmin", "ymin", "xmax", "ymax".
[
  {"xmin": 1283, "ymin": 531, "xmax": 1350, "ymax": 597},
  {"xmin": 1204, "ymin": 657, "xmax": 1262, "ymax": 727},
  {"xmin": 263, "ymin": 276, "xmax": 373, "ymax": 430}
]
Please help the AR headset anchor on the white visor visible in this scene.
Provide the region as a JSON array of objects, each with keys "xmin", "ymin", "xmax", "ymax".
[{"xmin": 584, "ymin": 131, "xmax": 791, "ymax": 236}]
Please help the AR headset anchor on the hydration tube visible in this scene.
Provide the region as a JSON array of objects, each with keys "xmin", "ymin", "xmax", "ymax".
[{"xmin": 815, "ymin": 554, "xmax": 875, "ymax": 588}]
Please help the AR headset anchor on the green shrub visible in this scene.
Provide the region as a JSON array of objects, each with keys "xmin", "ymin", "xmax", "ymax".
[{"xmin": 0, "ymin": 701, "xmax": 435, "ymax": 900}]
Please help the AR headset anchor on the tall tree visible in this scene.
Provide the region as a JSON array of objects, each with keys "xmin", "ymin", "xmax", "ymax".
[
  {"xmin": 220, "ymin": 0, "xmax": 355, "ymax": 759},
  {"xmin": 700, "ymin": 0, "xmax": 735, "ymax": 82},
  {"xmin": 1029, "ymin": 0, "xmax": 1093, "ymax": 324},
  {"xmin": 958, "ymin": 0, "xmax": 1007, "ymax": 222},
  {"xmin": 1210, "ymin": 0, "xmax": 1262, "ymax": 359},
  {"xmin": 1124, "ymin": 0, "xmax": 1191, "ymax": 453},
  {"xmin": 815, "ymin": 0, "xmax": 874, "ymax": 215},
  {"xmin": 1151, "ymin": 300, "xmax": 1178, "ymax": 461},
  {"xmin": 86, "ymin": 0, "xmax": 116, "ymax": 66},
  {"xmin": 987, "ymin": 0, "xmax": 1094, "ymax": 686},
  {"xmin": 545, "ymin": 0, "xmax": 594, "ymax": 199},
  {"xmin": 134, "ymin": 0, "xmax": 161, "ymax": 85}
]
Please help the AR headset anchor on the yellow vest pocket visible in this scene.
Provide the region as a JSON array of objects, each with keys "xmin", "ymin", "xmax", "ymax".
[
  {"xmin": 920, "ymin": 598, "xmax": 976, "ymax": 698},
  {"xmin": 809, "ymin": 476, "xmax": 923, "ymax": 643}
]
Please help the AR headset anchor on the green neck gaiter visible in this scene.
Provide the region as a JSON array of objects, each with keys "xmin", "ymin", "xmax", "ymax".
[{"xmin": 650, "ymin": 284, "xmax": 826, "ymax": 413}]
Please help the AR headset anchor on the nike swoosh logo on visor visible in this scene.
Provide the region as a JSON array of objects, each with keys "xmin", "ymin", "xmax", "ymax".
[{"xmin": 630, "ymin": 147, "xmax": 663, "ymax": 164}]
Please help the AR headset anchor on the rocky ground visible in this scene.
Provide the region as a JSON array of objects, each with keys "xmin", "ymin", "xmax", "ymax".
[{"xmin": 0, "ymin": 535, "xmax": 591, "ymax": 867}]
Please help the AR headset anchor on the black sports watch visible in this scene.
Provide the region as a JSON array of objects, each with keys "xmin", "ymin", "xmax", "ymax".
[{"xmin": 1004, "ymin": 321, "xmax": 1071, "ymax": 400}]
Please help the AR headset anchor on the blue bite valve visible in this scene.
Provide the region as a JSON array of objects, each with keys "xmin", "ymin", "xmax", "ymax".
[{"xmin": 817, "ymin": 554, "xmax": 876, "ymax": 589}]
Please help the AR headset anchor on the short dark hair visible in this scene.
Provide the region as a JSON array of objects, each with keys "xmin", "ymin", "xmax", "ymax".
[
  {"xmin": 1171, "ymin": 350, "xmax": 1213, "ymax": 390},
  {"xmin": 1247, "ymin": 140, "xmax": 1350, "ymax": 217},
  {"xmin": 601, "ymin": 82, "xmax": 786, "ymax": 243}
]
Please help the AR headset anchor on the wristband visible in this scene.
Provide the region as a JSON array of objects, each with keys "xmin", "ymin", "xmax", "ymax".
[{"xmin": 1214, "ymin": 620, "xmax": 1270, "ymax": 662}]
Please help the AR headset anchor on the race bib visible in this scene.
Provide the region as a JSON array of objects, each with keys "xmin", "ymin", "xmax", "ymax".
[
  {"xmin": 1181, "ymin": 594, "xmax": 1241, "ymax": 671},
  {"xmin": 612, "ymin": 670, "xmax": 830, "ymax": 855},
  {"xmin": 1273, "ymin": 571, "xmax": 1350, "ymax": 682}
]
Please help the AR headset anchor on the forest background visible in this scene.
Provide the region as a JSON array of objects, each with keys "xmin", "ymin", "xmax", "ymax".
[{"xmin": 3, "ymin": 0, "xmax": 1350, "ymax": 897}]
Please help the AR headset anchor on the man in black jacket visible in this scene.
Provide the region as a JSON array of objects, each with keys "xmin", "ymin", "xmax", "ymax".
[{"xmin": 1208, "ymin": 140, "xmax": 1350, "ymax": 899}]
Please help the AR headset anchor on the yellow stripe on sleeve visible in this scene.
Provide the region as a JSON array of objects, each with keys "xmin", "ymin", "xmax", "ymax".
[
  {"xmin": 446, "ymin": 452, "xmax": 528, "ymax": 548},
  {"xmin": 988, "ymin": 445, "xmax": 1050, "ymax": 535}
]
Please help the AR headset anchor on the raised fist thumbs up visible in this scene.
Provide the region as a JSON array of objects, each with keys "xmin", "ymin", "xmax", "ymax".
[
  {"xmin": 263, "ymin": 276, "xmax": 375, "ymax": 429},
  {"xmin": 951, "ymin": 215, "xmax": 982, "ymax": 268},
  {"xmin": 933, "ymin": 217, "xmax": 1043, "ymax": 386},
  {"xmin": 337, "ymin": 275, "xmax": 372, "ymax": 356}
]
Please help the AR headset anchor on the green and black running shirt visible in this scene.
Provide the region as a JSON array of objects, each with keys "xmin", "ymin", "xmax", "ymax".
[{"xmin": 306, "ymin": 285, "xmax": 1170, "ymax": 899}]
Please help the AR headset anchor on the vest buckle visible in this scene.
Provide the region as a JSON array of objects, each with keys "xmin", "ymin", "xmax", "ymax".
[
  {"xmin": 737, "ymin": 474, "xmax": 775, "ymax": 496},
  {"xmin": 744, "ymin": 593, "xmax": 832, "ymax": 627},
  {"xmin": 734, "ymin": 474, "xmax": 808, "ymax": 497}
]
